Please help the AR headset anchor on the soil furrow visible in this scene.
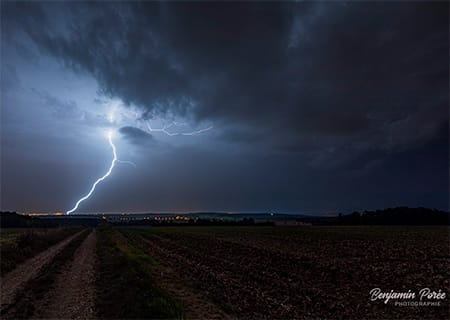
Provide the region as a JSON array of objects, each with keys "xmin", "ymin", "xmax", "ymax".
[{"xmin": 122, "ymin": 232, "xmax": 234, "ymax": 320}]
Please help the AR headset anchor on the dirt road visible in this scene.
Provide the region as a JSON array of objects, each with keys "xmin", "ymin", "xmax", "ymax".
[
  {"xmin": 36, "ymin": 230, "xmax": 97, "ymax": 319},
  {"xmin": 0, "ymin": 231, "xmax": 83, "ymax": 309}
]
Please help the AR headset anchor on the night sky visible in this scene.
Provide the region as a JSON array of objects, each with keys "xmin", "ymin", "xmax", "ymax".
[{"xmin": 1, "ymin": 2, "xmax": 448, "ymax": 214}]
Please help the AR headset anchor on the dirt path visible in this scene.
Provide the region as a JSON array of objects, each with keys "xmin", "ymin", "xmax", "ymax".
[
  {"xmin": 36, "ymin": 230, "xmax": 97, "ymax": 320},
  {"xmin": 0, "ymin": 231, "xmax": 83, "ymax": 309}
]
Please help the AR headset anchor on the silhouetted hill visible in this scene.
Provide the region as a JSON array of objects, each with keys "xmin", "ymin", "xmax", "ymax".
[
  {"xmin": 0, "ymin": 212, "xmax": 101, "ymax": 227},
  {"xmin": 2, "ymin": 207, "xmax": 448, "ymax": 227},
  {"xmin": 335, "ymin": 207, "xmax": 449, "ymax": 225},
  {"xmin": 0, "ymin": 212, "xmax": 32, "ymax": 227}
]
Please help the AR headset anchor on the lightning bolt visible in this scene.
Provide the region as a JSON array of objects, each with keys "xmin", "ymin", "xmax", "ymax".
[
  {"xmin": 66, "ymin": 110, "xmax": 211, "ymax": 214},
  {"xmin": 116, "ymin": 160, "xmax": 137, "ymax": 168},
  {"xmin": 66, "ymin": 130, "xmax": 118, "ymax": 215},
  {"xmin": 146, "ymin": 121, "xmax": 213, "ymax": 136}
]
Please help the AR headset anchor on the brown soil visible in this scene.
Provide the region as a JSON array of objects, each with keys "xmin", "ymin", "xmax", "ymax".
[
  {"xmin": 0, "ymin": 231, "xmax": 83, "ymax": 310},
  {"xmin": 35, "ymin": 230, "xmax": 97, "ymax": 319},
  {"xmin": 134, "ymin": 227, "xmax": 450, "ymax": 320},
  {"xmin": 136, "ymin": 235, "xmax": 234, "ymax": 320}
]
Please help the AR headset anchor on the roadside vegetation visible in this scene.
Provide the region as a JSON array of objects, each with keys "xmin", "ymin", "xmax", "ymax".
[
  {"xmin": 95, "ymin": 225, "xmax": 185, "ymax": 319},
  {"xmin": 1, "ymin": 227, "xmax": 82, "ymax": 275}
]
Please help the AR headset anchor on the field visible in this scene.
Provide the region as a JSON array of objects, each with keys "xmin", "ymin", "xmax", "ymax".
[{"xmin": 1, "ymin": 225, "xmax": 449, "ymax": 319}]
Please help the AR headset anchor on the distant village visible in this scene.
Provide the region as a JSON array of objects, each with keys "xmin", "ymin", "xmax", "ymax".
[
  {"xmin": 2, "ymin": 211, "xmax": 313, "ymax": 227},
  {"xmin": 38, "ymin": 212, "xmax": 314, "ymax": 227},
  {"xmin": 1, "ymin": 207, "xmax": 448, "ymax": 228}
]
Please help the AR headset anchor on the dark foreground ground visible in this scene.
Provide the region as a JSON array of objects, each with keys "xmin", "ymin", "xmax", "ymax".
[{"xmin": 1, "ymin": 226, "xmax": 449, "ymax": 319}]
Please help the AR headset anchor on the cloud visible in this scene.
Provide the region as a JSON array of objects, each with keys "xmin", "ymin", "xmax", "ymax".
[
  {"xmin": 4, "ymin": 1, "xmax": 448, "ymax": 164},
  {"xmin": 0, "ymin": 64, "xmax": 21, "ymax": 92},
  {"xmin": 32, "ymin": 89, "xmax": 81, "ymax": 119},
  {"xmin": 119, "ymin": 126, "xmax": 154, "ymax": 145},
  {"xmin": 31, "ymin": 89, "xmax": 111, "ymax": 127},
  {"xmin": 2, "ymin": 2, "xmax": 448, "ymax": 213}
]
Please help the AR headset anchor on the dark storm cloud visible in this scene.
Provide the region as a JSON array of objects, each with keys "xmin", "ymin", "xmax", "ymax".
[
  {"xmin": 119, "ymin": 126, "xmax": 154, "ymax": 146},
  {"xmin": 5, "ymin": 1, "xmax": 447, "ymax": 159},
  {"xmin": 2, "ymin": 1, "xmax": 448, "ymax": 212}
]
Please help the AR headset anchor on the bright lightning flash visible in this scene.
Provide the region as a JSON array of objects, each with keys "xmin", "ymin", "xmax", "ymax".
[
  {"xmin": 66, "ymin": 108, "xmax": 211, "ymax": 214},
  {"xmin": 146, "ymin": 121, "xmax": 213, "ymax": 136},
  {"xmin": 66, "ymin": 130, "xmax": 118, "ymax": 215}
]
